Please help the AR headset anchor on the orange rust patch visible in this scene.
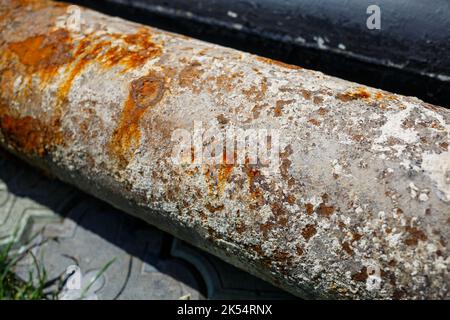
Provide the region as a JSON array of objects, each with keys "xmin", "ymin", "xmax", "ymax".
[
  {"xmin": 260, "ymin": 222, "xmax": 275, "ymax": 237},
  {"xmin": 205, "ymin": 203, "xmax": 225, "ymax": 213},
  {"xmin": 375, "ymin": 92, "xmax": 384, "ymax": 100},
  {"xmin": 305, "ymin": 203, "xmax": 314, "ymax": 215},
  {"xmin": 5, "ymin": 28, "xmax": 161, "ymax": 142},
  {"xmin": 58, "ymin": 29, "xmax": 161, "ymax": 104},
  {"xmin": 57, "ymin": 46, "xmax": 92, "ymax": 108},
  {"xmin": 374, "ymin": 91, "xmax": 397, "ymax": 101},
  {"xmin": 251, "ymin": 104, "xmax": 266, "ymax": 120},
  {"xmin": 274, "ymin": 99, "xmax": 295, "ymax": 117},
  {"xmin": 313, "ymin": 96, "xmax": 324, "ymax": 105},
  {"xmin": 308, "ymin": 118, "xmax": 321, "ymax": 126},
  {"xmin": 256, "ymin": 56, "xmax": 302, "ymax": 70},
  {"xmin": 341, "ymin": 241, "xmax": 354, "ymax": 255},
  {"xmin": 131, "ymin": 76, "xmax": 165, "ymax": 108},
  {"xmin": 216, "ymin": 114, "xmax": 229, "ymax": 125},
  {"xmin": 216, "ymin": 150, "xmax": 235, "ymax": 193},
  {"xmin": 109, "ymin": 75, "xmax": 165, "ymax": 167},
  {"xmin": 301, "ymin": 90, "xmax": 312, "ymax": 100},
  {"xmin": 218, "ymin": 163, "xmax": 234, "ymax": 194},
  {"xmin": 8, "ymin": 29, "xmax": 73, "ymax": 84},
  {"xmin": 0, "ymin": 69, "xmax": 15, "ymax": 100},
  {"xmin": 113, "ymin": 31, "xmax": 161, "ymax": 70},
  {"xmin": 351, "ymin": 87, "xmax": 371, "ymax": 99},
  {"xmin": 286, "ymin": 194, "xmax": 296, "ymax": 205},
  {"xmin": 351, "ymin": 134, "xmax": 365, "ymax": 142},
  {"xmin": 272, "ymin": 251, "xmax": 291, "ymax": 264},
  {"xmin": 336, "ymin": 87, "xmax": 371, "ymax": 102},
  {"xmin": 352, "ymin": 232, "xmax": 362, "ymax": 242},
  {"xmin": 271, "ymin": 202, "xmax": 287, "ymax": 218},
  {"xmin": 123, "ymin": 29, "xmax": 155, "ymax": 46},
  {"xmin": 351, "ymin": 267, "xmax": 368, "ymax": 282},
  {"xmin": 316, "ymin": 203, "xmax": 335, "ymax": 218},
  {"xmin": 203, "ymin": 165, "xmax": 214, "ymax": 195},
  {"xmin": 279, "ymin": 145, "xmax": 293, "ymax": 177},
  {"xmin": 273, "ymin": 105, "xmax": 282, "ymax": 117},
  {"xmin": 0, "ymin": 114, "xmax": 62, "ymax": 156},
  {"xmin": 242, "ymin": 77, "xmax": 268, "ymax": 101},
  {"xmin": 404, "ymin": 226, "xmax": 427, "ymax": 246},
  {"xmin": 178, "ymin": 61, "xmax": 203, "ymax": 89},
  {"xmin": 245, "ymin": 165, "xmax": 263, "ymax": 200},
  {"xmin": 317, "ymin": 107, "xmax": 328, "ymax": 116},
  {"xmin": 214, "ymin": 72, "xmax": 244, "ymax": 92},
  {"xmin": 301, "ymin": 224, "xmax": 317, "ymax": 241}
]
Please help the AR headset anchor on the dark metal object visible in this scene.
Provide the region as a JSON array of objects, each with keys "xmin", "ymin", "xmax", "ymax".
[{"xmin": 65, "ymin": 0, "xmax": 450, "ymax": 108}]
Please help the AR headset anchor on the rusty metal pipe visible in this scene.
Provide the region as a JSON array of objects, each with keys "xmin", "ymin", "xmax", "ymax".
[
  {"xmin": 70, "ymin": 0, "xmax": 450, "ymax": 107},
  {"xmin": 0, "ymin": 0, "xmax": 449, "ymax": 299}
]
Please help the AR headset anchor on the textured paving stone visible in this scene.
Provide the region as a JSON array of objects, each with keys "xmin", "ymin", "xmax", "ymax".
[{"xmin": 1, "ymin": 153, "xmax": 293, "ymax": 299}]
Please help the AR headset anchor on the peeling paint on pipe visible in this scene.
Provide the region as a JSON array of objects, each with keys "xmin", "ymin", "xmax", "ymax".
[{"xmin": 0, "ymin": 0, "xmax": 449, "ymax": 299}]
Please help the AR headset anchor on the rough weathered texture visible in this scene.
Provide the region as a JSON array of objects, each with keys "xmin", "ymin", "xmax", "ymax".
[{"xmin": 0, "ymin": 0, "xmax": 449, "ymax": 299}]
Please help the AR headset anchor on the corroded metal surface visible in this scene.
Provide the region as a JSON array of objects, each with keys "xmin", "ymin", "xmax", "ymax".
[
  {"xmin": 0, "ymin": 0, "xmax": 449, "ymax": 299},
  {"xmin": 0, "ymin": 151, "xmax": 293, "ymax": 300}
]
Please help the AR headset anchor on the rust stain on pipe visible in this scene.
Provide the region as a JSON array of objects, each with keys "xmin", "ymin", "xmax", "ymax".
[
  {"xmin": 8, "ymin": 28, "xmax": 73, "ymax": 84},
  {"xmin": 0, "ymin": 0, "xmax": 449, "ymax": 299},
  {"xmin": 109, "ymin": 73, "xmax": 166, "ymax": 168},
  {"xmin": 0, "ymin": 113, "xmax": 62, "ymax": 156}
]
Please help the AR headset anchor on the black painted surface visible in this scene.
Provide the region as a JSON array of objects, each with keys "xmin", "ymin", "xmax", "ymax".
[{"xmin": 64, "ymin": 0, "xmax": 450, "ymax": 107}]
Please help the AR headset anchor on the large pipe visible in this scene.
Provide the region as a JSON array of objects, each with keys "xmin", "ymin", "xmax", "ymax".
[
  {"xmin": 68, "ymin": 0, "xmax": 450, "ymax": 108},
  {"xmin": 0, "ymin": 0, "xmax": 449, "ymax": 299}
]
